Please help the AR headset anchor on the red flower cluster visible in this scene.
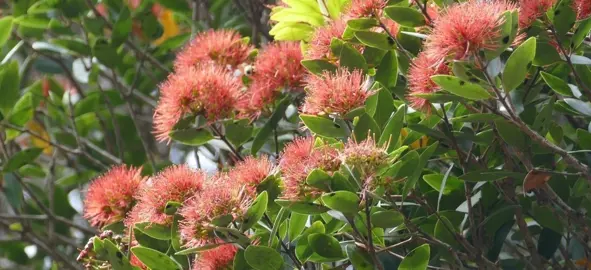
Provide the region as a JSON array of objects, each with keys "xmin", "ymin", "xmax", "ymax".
[
  {"xmin": 179, "ymin": 175, "xmax": 251, "ymax": 248},
  {"xmin": 84, "ymin": 166, "xmax": 145, "ymax": 228},
  {"xmin": 345, "ymin": 0, "xmax": 387, "ymax": 18},
  {"xmin": 302, "ymin": 69, "xmax": 371, "ymax": 115},
  {"xmin": 153, "ymin": 65, "xmax": 241, "ymax": 143},
  {"xmin": 519, "ymin": 0, "xmax": 556, "ymax": 28},
  {"xmin": 193, "ymin": 244, "xmax": 238, "ymax": 270},
  {"xmin": 306, "ymin": 18, "xmax": 348, "ymax": 60},
  {"xmin": 238, "ymin": 42, "xmax": 306, "ymax": 118},
  {"xmin": 574, "ymin": 0, "xmax": 591, "ymax": 20},
  {"xmin": 126, "ymin": 165, "xmax": 205, "ymax": 226},
  {"xmin": 407, "ymin": 53, "xmax": 451, "ymax": 112},
  {"xmin": 228, "ymin": 156, "xmax": 275, "ymax": 197},
  {"xmin": 279, "ymin": 137, "xmax": 340, "ymax": 200},
  {"xmin": 175, "ymin": 29, "xmax": 254, "ymax": 70},
  {"xmin": 425, "ymin": 1, "xmax": 516, "ymax": 60}
]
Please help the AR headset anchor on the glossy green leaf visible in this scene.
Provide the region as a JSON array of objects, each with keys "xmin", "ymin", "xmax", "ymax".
[
  {"xmin": 371, "ymin": 210, "xmax": 404, "ymax": 228},
  {"xmin": 564, "ymin": 98, "xmax": 591, "ymax": 116},
  {"xmin": 384, "ymin": 6, "xmax": 426, "ymax": 27},
  {"xmin": 300, "ymin": 59, "xmax": 338, "ymax": 75},
  {"xmin": 225, "ymin": 120, "xmax": 253, "ymax": 147},
  {"xmin": 275, "ymin": 200, "xmax": 330, "ymax": 214},
  {"xmin": 366, "ymin": 84, "xmax": 396, "ymax": 128},
  {"xmin": 244, "ymin": 246, "xmax": 283, "ymax": 270},
  {"xmin": 0, "ymin": 16, "xmax": 14, "ymax": 48},
  {"xmin": 0, "ymin": 61, "xmax": 21, "ymax": 115},
  {"xmin": 402, "ymin": 142, "xmax": 438, "ymax": 200},
  {"xmin": 423, "ymin": 174, "xmax": 463, "ymax": 195},
  {"xmin": 306, "ymin": 169, "xmax": 332, "ymax": 191},
  {"xmin": 131, "ymin": 247, "xmax": 182, "ymax": 270},
  {"xmin": 434, "ymin": 216, "xmax": 460, "ymax": 248},
  {"xmin": 134, "ymin": 222, "xmax": 172, "ymax": 240},
  {"xmin": 321, "ymin": 191, "xmax": 360, "ymax": 214},
  {"xmin": 330, "ymin": 38, "xmax": 367, "ymax": 72},
  {"xmin": 213, "ymin": 227, "xmax": 251, "ymax": 247},
  {"xmin": 241, "ymin": 191, "xmax": 268, "ymax": 231},
  {"xmin": 375, "ymin": 50, "xmax": 398, "ymax": 88},
  {"xmin": 3, "ymin": 148, "xmax": 43, "ymax": 173},
  {"xmin": 399, "ymin": 244, "xmax": 430, "ymax": 270},
  {"xmin": 552, "ymin": 0, "xmax": 577, "ymax": 36},
  {"xmin": 93, "ymin": 239, "xmax": 133, "ymax": 270},
  {"xmin": 174, "ymin": 243, "xmax": 223, "ymax": 255},
  {"xmin": 572, "ymin": 18, "xmax": 591, "ymax": 49},
  {"xmin": 502, "ymin": 37, "xmax": 536, "ymax": 92},
  {"xmin": 288, "ymin": 212, "xmax": 308, "ymax": 241},
  {"xmin": 531, "ymin": 204, "xmax": 564, "ymax": 233},
  {"xmin": 251, "ymin": 97, "xmax": 290, "ymax": 154},
  {"xmin": 347, "ymin": 18, "xmax": 378, "ymax": 30},
  {"xmin": 164, "ymin": 201, "xmax": 182, "ymax": 215},
  {"xmin": 111, "ymin": 8, "xmax": 132, "ymax": 47},
  {"xmin": 353, "ymin": 113, "xmax": 381, "ymax": 141},
  {"xmin": 450, "ymin": 113, "xmax": 502, "ymax": 123},
  {"xmin": 540, "ymin": 72, "xmax": 572, "ymax": 96},
  {"xmin": 378, "ymin": 106, "xmax": 405, "ymax": 151},
  {"xmin": 169, "ymin": 129, "xmax": 214, "ymax": 146},
  {"xmin": 14, "ymin": 16, "xmax": 50, "ymax": 29},
  {"xmin": 300, "ymin": 114, "xmax": 347, "ymax": 138},
  {"xmin": 308, "ymin": 233, "xmax": 344, "ymax": 258},
  {"xmin": 355, "ymin": 31, "xmax": 394, "ymax": 51},
  {"xmin": 534, "ymin": 41, "xmax": 561, "ymax": 66},
  {"xmin": 431, "ymin": 75, "xmax": 492, "ymax": 100},
  {"xmin": 495, "ymin": 120, "xmax": 527, "ymax": 148}
]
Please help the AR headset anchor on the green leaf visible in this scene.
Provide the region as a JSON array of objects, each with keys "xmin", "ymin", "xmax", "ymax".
[
  {"xmin": 3, "ymin": 173, "xmax": 22, "ymax": 209},
  {"xmin": 0, "ymin": 16, "xmax": 14, "ymax": 48},
  {"xmin": 378, "ymin": 106, "xmax": 405, "ymax": 151},
  {"xmin": 366, "ymin": 85, "xmax": 396, "ymax": 128},
  {"xmin": 7, "ymin": 92, "xmax": 34, "ymax": 127},
  {"xmin": 564, "ymin": 98, "xmax": 591, "ymax": 116},
  {"xmin": 241, "ymin": 191, "xmax": 268, "ymax": 231},
  {"xmin": 346, "ymin": 245, "xmax": 374, "ymax": 270},
  {"xmin": 502, "ymin": 37, "xmax": 536, "ymax": 92},
  {"xmin": 399, "ymin": 244, "xmax": 430, "ymax": 270},
  {"xmin": 375, "ymin": 51, "xmax": 398, "ymax": 88},
  {"xmin": 164, "ymin": 201, "xmax": 182, "ymax": 215},
  {"xmin": 300, "ymin": 114, "xmax": 347, "ymax": 138},
  {"xmin": 14, "ymin": 16, "xmax": 50, "ymax": 29},
  {"xmin": 308, "ymin": 233, "xmax": 344, "ymax": 258},
  {"xmin": 306, "ymin": 169, "xmax": 332, "ymax": 191},
  {"xmin": 552, "ymin": 0, "xmax": 577, "ymax": 36},
  {"xmin": 93, "ymin": 239, "xmax": 133, "ymax": 270},
  {"xmin": 213, "ymin": 227, "xmax": 251, "ymax": 247},
  {"xmin": 275, "ymin": 200, "xmax": 330, "ymax": 214},
  {"xmin": 225, "ymin": 120, "xmax": 253, "ymax": 147},
  {"xmin": 460, "ymin": 170, "xmax": 525, "ymax": 182},
  {"xmin": 295, "ymin": 221, "xmax": 326, "ymax": 261},
  {"xmin": 111, "ymin": 8, "xmax": 132, "ymax": 47},
  {"xmin": 288, "ymin": 213, "xmax": 308, "ymax": 241},
  {"xmin": 402, "ymin": 142, "xmax": 438, "ymax": 200},
  {"xmin": 423, "ymin": 174, "xmax": 463, "ymax": 195},
  {"xmin": 92, "ymin": 39, "xmax": 120, "ymax": 68},
  {"xmin": 169, "ymin": 129, "xmax": 214, "ymax": 146},
  {"xmin": 131, "ymin": 247, "xmax": 182, "ymax": 270},
  {"xmin": 0, "ymin": 61, "xmax": 21, "ymax": 115},
  {"xmin": 354, "ymin": 31, "xmax": 394, "ymax": 51},
  {"xmin": 495, "ymin": 119, "xmax": 528, "ymax": 148},
  {"xmin": 577, "ymin": 129, "xmax": 591, "ymax": 149},
  {"xmin": 300, "ymin": 59, "xmax": 338, "ymax": 75},
  {"xmin": 431, "ymin": 75, "xmax": 492, "ymax": 100},
  {"xmin": 330, "ymin": 38, "xmax": 367, "ymax": 72},
  {"xmin": 321, "ymin": 191, "xmax": 360, "ymax": 214},
  {"xmin": 487, "ymin": 11, "xmax": 518, "ymax": 59},
  {"xmin": 270, "ymin": 22, "xmax": 315, "ymax": 41},
  {"xmin": 353, "ymin": 113, "xmax": 381, "ymax": 141},
  {"xmin": 134, "ymin": 222, "xmax": 172, "ymax": 240},
  {"xmin": 534, "ymin": 41, "xmax": 561, "ymax": 66},
  {"xmin": 3, "ymin": 148, "xmax": 43, "ymax": 172},
  {"xmin": 434, "ymin": 216, "xmax": 460, "ymax": 248},
  {"xmin": 251, "ymin": 97, "xmax": 290, "ymax": 154},
  {"xmin": 572, "ymin": 18, "xmax": 591, "ymax": 49},
  {"xmin": 371, "ymin": 210, "xmax": 404, "ymax": 228},
  {"xmin": 450, "ymin": 113, "xmax": 502, "ymax": 123},
  {"xmin": 384, "ymin": 6, "xmax": 426, "ymax": 27},
  {"xmin": 133, "ymin": 228, "xmax": 169, "ymax": 253},
  {"xmin": 531, "ymin": 204, "xmax": 564, "ymax": 233},
  {"xmin": 174, "ymin": 243, "xmax": 223, "ymax": 256},
  {"xmin": 347, "ymin": 18, "xmax": 378, "ymax": 30},
  {"xmin": 540, "ymin": 72, "xmax": 572, "ymax": 96},
  {"xmin": 244, "ymin": 246, "xmax": 283, "ymax": 270}
]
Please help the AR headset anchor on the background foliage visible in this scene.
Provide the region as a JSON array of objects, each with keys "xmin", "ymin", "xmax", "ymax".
[{"xmin": 1, "ymin": 0, "xmax": 591, "ymax": 269}]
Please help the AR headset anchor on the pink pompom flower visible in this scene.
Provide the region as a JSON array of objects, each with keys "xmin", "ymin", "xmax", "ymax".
[
  {"xmin": 573, "ymin": 0, "xmax": 591, "ymax": 20},
  {"xmin": 407, "ymin": 52, "xmax": 451, "ymax": 113},
  {"xmin": 425, "ymin": 1, "xmax": 516, "ymax": 60},
  {"xmin": 279, "ymin": 137, "xmax": 340, "ymax": 200},
  {"xmin": 153, "ymin": 65, "xmax": 241, "ymax": 143},
  {"xmin": 306, "ymin": 18, "xmax": 348, "ymax": 60},
  {"xmin": 345, "ymin": 0, "xmax": 387, "ymax": 19},
  {"xmin": 126, "ymin": 165, "xmax": 205, "ymax": 227},
  {"xmin": 174, "ymin": 29, "xmax": 254, "ymax": 70},
  {"xmin": 302, "ymin": 69, "xmax": 372, "ymax": 116},
  {"xmin": 519, "ymin": 0, "xmax": 555, "ymax": 28},
  {"xmin": 83, "ymin": 165, "xmax": 145, "ymax": 228},
  {"xmin": 227, "ymin": 156, "xmax": 274, "ymax": 197},
  {"xmin": 192, "ymin": 244, "xmax": 238, "ymax": 270}
]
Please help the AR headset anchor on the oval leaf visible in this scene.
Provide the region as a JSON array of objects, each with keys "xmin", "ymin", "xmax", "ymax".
[
  {"xmin": 131, "ymin": 247, "xmax": 181, "ymax": 270},
  {"xmin": 384, "ymin": 6, "xmax": 426, "ymax": 27},
  {"xmin": 399, "ymin": 244, "xmax": 430, "ymax": 270},
  {"xmin": 308, "ymin": 233, "xmax": 344, "ymax": 258},
  {"xmin": 240, "ymin": 191, "xmax": 268, "ymax": 231},
  {"xmin": 244, "ymin": 245, "xmax": 283, "ymax": 270},
  {"xmin": 502, "ymin": 37, "xmax": 536, "ymax": 92},
  {"xmin": 300, "ymin": 114, "xmax": 347, "ymax": 138},
  {"xmin": 431, "ymin": 75, "xmax": 492, "ymax": 100},
  {"xmin": 169, "ymin": 129, "xmax": 214, "ymax": 146},
  {"xmin": 321, "ymin": 191, "xmax": 360, "ymax": 214}
]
